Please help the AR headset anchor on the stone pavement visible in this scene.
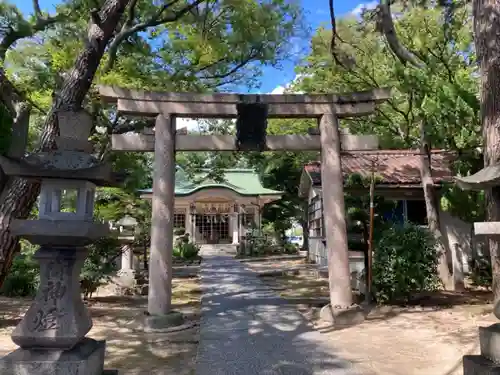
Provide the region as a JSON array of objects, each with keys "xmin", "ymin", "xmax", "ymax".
[{"xmin": 195, "ymin": 248, "xmax": 361, "ymax": 375}]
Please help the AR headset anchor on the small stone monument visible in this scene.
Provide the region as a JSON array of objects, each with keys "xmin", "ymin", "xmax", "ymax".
[
  {"xmin": 456, "ymin": 166, "xmax": 500, "ymax": 374},
  {"xmin": 116, "ymin": 215, "xmax": 138, "ymax": 288},
  {"xmin": 0, "ymin": 109, "xmax": 119, "ymax": 375}
]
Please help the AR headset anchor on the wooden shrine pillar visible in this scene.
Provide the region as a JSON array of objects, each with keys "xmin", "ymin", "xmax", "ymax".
[
  {"xmin": 319, "ymin": 113, "xmax": 352, "ymax": 307},
  {"xmin": 148, "ymin": 114, "xmax": 176, "ymax": 315}
]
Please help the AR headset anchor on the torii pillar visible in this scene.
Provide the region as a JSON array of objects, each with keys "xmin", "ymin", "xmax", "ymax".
[
  {"xmin": 148, "ymin": 114, "xmax": 176, "ymax": 316},
  {"xmin": 319, "ymin": 113, "xmax": 352, "ymax": 307}
]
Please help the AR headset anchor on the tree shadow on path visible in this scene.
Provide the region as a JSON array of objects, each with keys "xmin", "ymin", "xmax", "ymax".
[{"xmin": 194, "ymin": 256, "xmax": 363, "ymax": 375}]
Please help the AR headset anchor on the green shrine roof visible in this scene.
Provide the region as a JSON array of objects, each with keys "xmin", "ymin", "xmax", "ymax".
[{"xmin": 139, "ymin": 168, "xmax": 283, "ymax": 197}]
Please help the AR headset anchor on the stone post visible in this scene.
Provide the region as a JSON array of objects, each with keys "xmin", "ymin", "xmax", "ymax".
[
  {"xmin": 147, "ymin": 114, "xmax": 183, "ymax": 328},
  {"xmin": 116, "ymin": 216, "xmax": 138, "ymax": 288},
  {"xmin": 117, "ymin": 244, "xmax": 136, "ymax": 289},
  {"xmin": 253, "ymin": 206, "xmax": 261, "ymax": 236},
  {"xmin": 239, "ymin": 206, "xmax": 246, "ymax": 239},
  {"xmin": 121, "ymin": 244, "xmax": 134, "ymax": 271},
  {"xmin": 184, "ymin": 206, "xmax": 190, "ymax": 237},
  {"xmin": 318, "ymin": 113, "xmax": 352, "ymax": 308},
  {"xmin": 231, "ymin": 214, "xmax": 239, "ymax": 244}
]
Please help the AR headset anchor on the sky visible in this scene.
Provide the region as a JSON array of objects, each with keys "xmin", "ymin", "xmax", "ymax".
[{"xmin": 12, "ymin": 0, "xmax": 377, "ymax": 129}]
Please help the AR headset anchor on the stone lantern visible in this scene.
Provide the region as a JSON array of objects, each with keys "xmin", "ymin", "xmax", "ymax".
[
  {"xmin": 0, "ymin": 109, "xmax": 119, "ymax": 375},
  {"xmin": 456, "ymin": 166, "xmax": 500, "ymax": 374},
  {"xmin": 117, "ymin": 215, "xmax": 138, "ymax": 238},
  {"xmin": 116, "ymin": 215, "xmax": 138, "ymax": 287}
]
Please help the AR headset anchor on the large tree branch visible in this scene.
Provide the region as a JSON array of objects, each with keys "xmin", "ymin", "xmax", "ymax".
[
  {"xmin": 0, "ymin": 1, "xmax": 65, "ymax": 114},
  {"xmin": 201, "ymin": 49, "xmax": 261, "ymax": 80},
  {"xmin": 104, "ymin": 0, "xmax": 208, "ymax": 72},
  {"xmin": 0, "ymin": 102, "xmax": 31, "ymax": 209},
  {"xmin": 32, "ymin": 0, "xmax": 42, "ymax": 18},
  {"xmin": 0, "ymin": 3, "xmax": 65, "ymax": 61},
  {"xmin": 377, "ymin": 0, "xmax": 424, "ymax": 68}
]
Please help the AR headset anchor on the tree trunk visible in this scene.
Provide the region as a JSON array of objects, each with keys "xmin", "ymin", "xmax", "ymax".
[
  {"xmin": 418, "ymin": 120, "xmax": 454, "ymax": 290},
  {"xmin": 143, "ymin": 243, "xmax": 148, "ymax": 271},
  {"xmin": 300, "ymin": 219, "xmax": 309, "ymax": 251},
  {"xmin": 362, "ymin": 221, "xmax": 369, "ymax": 274},
  {"xmin": 0, "ymin": 0, "xmax": 130, "ymax": 288},
  {"xmin": 474, "ymin": 0, "xmax": 500, "ymax": 300},
  {"xmin": 301, "ymin": 200, "xmax": 309, "ymax": 252}
]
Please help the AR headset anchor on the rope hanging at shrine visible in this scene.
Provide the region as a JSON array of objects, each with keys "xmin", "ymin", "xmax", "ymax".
[{"xmin": 235, "ymin": 95, "xmax": 268, "ymax": 152}]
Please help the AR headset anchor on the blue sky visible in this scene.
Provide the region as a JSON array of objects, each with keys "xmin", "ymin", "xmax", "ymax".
[{"xmin": 13, "ymin": 0, "xmax": 374, "ymax": 94}]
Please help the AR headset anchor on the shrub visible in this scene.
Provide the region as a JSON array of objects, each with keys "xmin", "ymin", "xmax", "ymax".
[
  {"xmin": 283, "ymin": 242, "xmax": 299, "ymax": 254},
  {"xmin": 81, "ymin": 236, "xmax": 122, "ymax": 298},
  {"xmin": 173, "ymin": 242, "xmax": 200, "ymax": 260},
  {"xmin": 0, "ymin": 240, "xmax": 39, "ymax": 297},
  {"xmin": 0, "ymin": 236, "xmax": 123, "ymax": 299},
  {"xmin": 372, "ymin": 222, "xmax": 441, "ymax": 304},
  {"xmin": 468, "ymin": 255, "xmax": 492, "ymax": 289}
]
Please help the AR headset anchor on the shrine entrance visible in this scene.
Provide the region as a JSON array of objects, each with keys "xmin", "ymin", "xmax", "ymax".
[
  {"xmin": 195, "ymin": 214, "xmax": 230, "ymax": 244},
  {"xmin": 99, "ymin": 85, "xmax": 391, "ymax": 316}
]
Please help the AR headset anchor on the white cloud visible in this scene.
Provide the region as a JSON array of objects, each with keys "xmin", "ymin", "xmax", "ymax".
[
  {"xmin": 350, "ymin": 1, "xmax": 378, "ymax": 17},
  {"xmin": 271, "ymin": 85, "xmax": 286, "ymax": 94},
  {"xmin": 269, "ymin": 74, "xmax": 306, "ymax": 95}
]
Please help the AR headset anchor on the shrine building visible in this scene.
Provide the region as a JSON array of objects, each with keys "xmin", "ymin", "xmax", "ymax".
[{"xmin": 138, "ymin": 167, "xmax": 282, "ymax": 245}]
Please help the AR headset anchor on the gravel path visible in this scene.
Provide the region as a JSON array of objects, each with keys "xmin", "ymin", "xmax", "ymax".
[{"xmin": 195, "ymin": 251, "xmax": 359, "ymax": 375}]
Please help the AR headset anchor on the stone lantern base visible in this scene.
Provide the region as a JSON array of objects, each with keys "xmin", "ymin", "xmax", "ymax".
[
  {"xmin": 0, "ymin": 246, "xmax": 118, "ymax": 375},
  {"xmin": 464, "ymin": 324, "xmax": 500, "ymax": 374},
  {"xmin": 0, "ymin": 338, "xmax": 107, "ymax": 375}
]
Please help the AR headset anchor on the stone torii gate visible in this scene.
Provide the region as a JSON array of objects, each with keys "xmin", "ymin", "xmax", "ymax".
[{"xmin": 99, "ymin": 85, "xmax": 391, "ymax": 323}]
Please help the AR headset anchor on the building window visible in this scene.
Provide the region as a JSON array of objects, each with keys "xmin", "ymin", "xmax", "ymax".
[
  {"xmin": 173, "ymin": 213, "xmax": 186, "ymax": 229},
  {"xmin": 406, "ymin": 200, "xmax": 427, "ymax": 225},
  {"xmin": 308, "ymin": 195, "xmax": 323, "ymax": 237}
]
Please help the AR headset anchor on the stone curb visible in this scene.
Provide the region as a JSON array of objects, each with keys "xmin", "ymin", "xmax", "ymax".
[{"xmin": 238, "ymin": 255, "xmax": 306, "ymax": 263}]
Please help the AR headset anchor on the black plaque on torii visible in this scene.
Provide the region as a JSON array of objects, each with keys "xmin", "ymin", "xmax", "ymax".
[{"xmin": 235, "ymin": 95, "xmax": 268, "ymax": 152}]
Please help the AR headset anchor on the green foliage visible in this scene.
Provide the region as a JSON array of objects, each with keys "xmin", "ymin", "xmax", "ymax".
[
  {"xmin": 0, "ymin": 234, "xmax": 122, "ymax": 299},
  {"xmin": 80, "ymin": 236, "xmax": 122, "ymax": 296},
  {"xmin": 95, "ymin": 0, "xmax": 306, "ymax": 92},
  {"xmin": 173, "ymin": 241, "xmax": 201, "ymax": 261},
  {"xmin": 0, "ymin": 240, "xmax": 39, "ymax": 297},
  {"xmin": 293, "ymin": 5, "xmax": 480, "ymax": 220},
  {"xmin": 247, "ymin": 118, "xmax": 317, "ymax": 239},
  {"xmin": 283, "ymin": 242, "xmax": 299, "ymax": 254},
  {"xmin": 441, "ymin": 183, "xmax": 486, "ymax": 222},
  {"xmin": 372, "ymin": 223, "xmax": 441, "ymax": 303},
  {"xmin": 468, "ymin": 255, "xmax": 492, "ymax": 289},
  {"xmin": 344, "ymin": 173, "xmax": 393, "ymax": 246},
  {"xmin": 176, "ymin": 119, "xmax": 246, "ymax": 182}
]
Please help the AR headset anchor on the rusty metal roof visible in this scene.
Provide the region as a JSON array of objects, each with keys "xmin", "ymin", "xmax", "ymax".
[{"xmin": 304, "ymin": 150, "xmax": 455, "ymax": 186}]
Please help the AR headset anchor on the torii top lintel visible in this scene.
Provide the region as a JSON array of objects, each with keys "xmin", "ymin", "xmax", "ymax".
[{"xmin": 98, "ymin": 85, "xmax": 392, "ymax": 119}]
